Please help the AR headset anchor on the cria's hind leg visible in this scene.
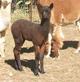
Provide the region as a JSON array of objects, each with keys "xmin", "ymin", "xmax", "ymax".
[
  {"xmin": 14, "ymin": 46, "xmax": 22, "ymax": 71},
  {"xmin": 13, "ymin": 38, "xmax": 24, "ymax": 71}
]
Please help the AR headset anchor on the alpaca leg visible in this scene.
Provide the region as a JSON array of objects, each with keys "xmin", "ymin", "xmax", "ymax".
[
  {"xmin": 34, "ymin": 45, "xmax": 45, "ymax": 75},
  {"xmin": 39, "ymin": 45, "xmax": 45, "ymax": 74},
  {"xmin": 14, "ymin": 46, "xmax": 22, "ymax": 71},
  {"xmin": 75, "ymin": 47, "xmax": 80, "ymax": 53},
  {"xmin": 34, "ymin": 46, "xmax": 40, "ymax": 76},
  {"xmin": 0, "ymin": 32, "xmax": 5, "ymax": 57},
  {"xmin": 53, "ymin": 26, "xmax": 64, "ymax": 48},
  {"xmin": 39, "ymin": 53, "xmax": 45, "ymax": 74},
  {"xmin": 50, "ymin": 49, "xmax": 59, "ymax": 58},
  {"xmin": 46, "ymin": 33, "xmax": 52, "ymax": 58},
  {"xmin": 76, "ymin": 19, "xmax": 80, "ymax": 31},
  {"xmin": 75, "ymin": 41, "xmax": 80, "ymax": 53},
  {"xmin": 50, "ymin": 40, "xmax": 59, "ymax": 58},
  {"xmin": 35, "ymin": 55, "xmax": 39, "ymax": 76},
  {"xmin": 56, "ymin": 26, "xmax": 64, "ymax": 48},
  {"xmin": 0, "ymin": 38, "xmax": 5, "ymax": 57},
  {"xmin": 75, "ymin": 20, "xmax": 80, "ymax": 53},
  {"xmin": 13, "ymin": 32, "xmax": 24, "ymax": 70},
  {"xmin": 59, "ymin": 26, "xmax": 64, "ymax": 40}
]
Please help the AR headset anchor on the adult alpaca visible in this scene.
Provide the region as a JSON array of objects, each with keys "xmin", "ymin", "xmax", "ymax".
[
  {"xmin": 11, "ymin": 3, "xmax": 53, "ymax": 76},
  {"xmin": 36, "ymin": 0, "xmax": 80, "ymax": 54},
  {"xmin": 0, "ymin": 0, "xmax": 12, "ymax": 57}
]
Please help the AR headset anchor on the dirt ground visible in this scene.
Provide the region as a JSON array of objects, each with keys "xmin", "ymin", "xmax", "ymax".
[{"xmin": 0, "ymin": 9, "xmax": 80, "ymax": 82}]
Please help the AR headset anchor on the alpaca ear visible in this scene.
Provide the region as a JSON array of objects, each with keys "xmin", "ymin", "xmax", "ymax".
[
  {"xmin": 49, "ymin": 3, "xmax": 53, "ymax": 10},
  {"xmin": 36, "ymin": 2, "xmax": 43, "ymax": 9},
  {"xmin": 2, "ymin": 1, "xmax": 10, "ymax": 9},
  {"xmin": 36, "ymin": 2, "xmax": 43, "ymax": 13}
]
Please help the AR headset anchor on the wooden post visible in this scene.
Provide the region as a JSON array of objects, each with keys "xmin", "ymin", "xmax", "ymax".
[{"xmin": 29, "ymin": 0, "xmax": 32, "ymax": 21}]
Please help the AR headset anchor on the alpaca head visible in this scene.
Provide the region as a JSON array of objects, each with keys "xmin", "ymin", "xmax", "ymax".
[
  {"xmin": 2, "ymin": 1, "xmax": 10, "ymax": 9},
  {"xmin": 0, "ymin": 0, "xmax": 11, "ymax": 9},
  {"xmin": 37, "ymin": 3, "xmax": 53, "ymax": 20}
]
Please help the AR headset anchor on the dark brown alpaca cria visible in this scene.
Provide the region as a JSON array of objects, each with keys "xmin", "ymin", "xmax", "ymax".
[{"xmin": 11, "ymin": 3, "xmax": 53, "ymax": 76}]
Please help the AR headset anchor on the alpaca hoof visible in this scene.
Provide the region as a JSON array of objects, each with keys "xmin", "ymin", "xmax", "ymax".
[
  {"xmin": 16, "ymin": 67, "xmax": 23, "ymax": 71},
  {"xmin": 18, "ymin": 67, "xmax": 23, "ymax": 71},
  {"xmin": 74, "ymin": 50, "xmax": 80, "ymax": 54},
  {"xmin": 59, "ymin": 43, "xmax": 63, "ymax": 48},
  {"xmin": 74, "ymin": 47, "xmax": 80, "ymax": 54},
  {"xmin": 50, "ymin": 55, "xmax": 55, "ymax": 58},
  {"xmin": 39, "ymin": 70, "xmax": 45, "ymax": 74},
  {"xmin": 15, "ymin": 66, "xmax": 23, "ymax": 71},
  {"xmin": 0, "ymin": 55, "xmax": 5, "ymax": 58},
  {"xmin": 45, "ymin": 55, "xmax": 50, "ymax": 58},
  {"xmin": 41, "ymin": 71, "xmax": 45, "ymax": 74},
  {"xmin": 50, "ymin": 53, "xmax": 59, "ymax": 58},
  {"xmin": 34, "ymin": 72, "xmax": 39, "ymax": 76},
  {"xmin": 58, "ymin": 42, "xmax": 64, "ymax": 48},
  {"xmin": 0, "ymin": 52, "xmax": 5, "ymax": 58}
]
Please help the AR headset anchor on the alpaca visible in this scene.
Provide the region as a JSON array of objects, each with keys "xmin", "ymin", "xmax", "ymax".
[
  {"xmin": 35, "ymin": 0, "xmax": 80, "ymax": 53},
  {"xmin": 11, "ymin": 3, "xmax": 53, "ymax": 76},
  {"xmin": 0, "ymin": 0, "xmax": 12, "ymax": 57}
]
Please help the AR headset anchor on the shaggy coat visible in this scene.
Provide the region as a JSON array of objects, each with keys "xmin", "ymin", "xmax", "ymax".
[
  {"xmin": 36, "ymin": 0, "xmax": 80, "ymax": 53},
  {"xmin": 0, "ymin": 0, "xmax": 11, "ymax": 57}
]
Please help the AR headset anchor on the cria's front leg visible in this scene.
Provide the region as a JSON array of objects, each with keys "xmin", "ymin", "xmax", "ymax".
[
  {"xmin": 39, "ymin": 53, "xmax": 45, "ymax": 74},
  {"xmin": 35, "ymin": 55, "xmax": 39, "ymax": 76},
  {"xmin": 34, "ymin": 46, "xmax": 40, "ymax": 76}
]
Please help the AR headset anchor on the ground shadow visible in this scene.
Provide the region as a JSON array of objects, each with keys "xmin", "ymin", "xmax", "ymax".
[
  {"xmin": 5, "ymin": 59, "xmax": 16, "ymax": 69},
  {"xmin": 5, "ymin": 59, "xmax": 36, "ymax": 74},
  {"xmin": 62, "ymin": 41, "xmax": 78, "ymax": 49},
  {"xmin": 61, "ymin": 22, "xmax": 73, "ymax": 26},
  {"xmin": 21, "ymin": 46, "xmax": 35, "ymax": 54}
]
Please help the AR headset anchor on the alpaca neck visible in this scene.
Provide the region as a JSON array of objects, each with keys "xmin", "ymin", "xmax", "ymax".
[
  {"xmin": 40, "ymin": 18, "xmax": 50, "ymax": 27},
  {"xmin": 40, "ymin": 18, "xmax": 51, "ymax": 37}
]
